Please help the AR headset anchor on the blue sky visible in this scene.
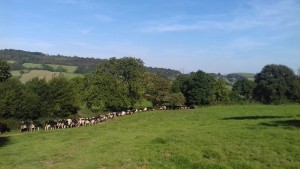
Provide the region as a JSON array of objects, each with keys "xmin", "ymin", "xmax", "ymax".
[{"xmin": 1, "ymin": 0, "xmax": 299, "ymax": 74}]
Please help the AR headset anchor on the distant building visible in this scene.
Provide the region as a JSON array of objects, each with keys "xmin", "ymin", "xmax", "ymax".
[{"xmin": 298, "ymin": 67, "xmax": 300, "ymax": 76}]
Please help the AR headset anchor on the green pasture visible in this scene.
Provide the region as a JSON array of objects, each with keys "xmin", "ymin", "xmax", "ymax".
[
  {"xmin": 23, "ymin": 63, "xmax": 43, "ymax": 69},
  {"xmin": 22, "ymin": 63, "xmax": 77, "ymax": 73},
  {"xmin": 0, "ymin": 105, "xmax": 299, "ymax": 169},
  {"xmin": 47, "ymin": 64, "xmax": 77, "ymax": 73},
  {"xmin": 18, "ymin": 70, "xmax": 82, "ymax": 82},
  {"xmin": 10, "ymin": 70, "xmax": 21, "ymax": 77},
  {"xmin": 20, "ymin": 70, "xmax": 62, "ymax": 82}
]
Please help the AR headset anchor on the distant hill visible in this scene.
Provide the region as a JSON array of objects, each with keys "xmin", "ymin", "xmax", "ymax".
[
  {"xmin": 0, "ymin": 49, "xmax": 182, "ymax": 79},
  {"xmin": 208, "ymin": 72, "xmax": 255, "ymax": 88}
]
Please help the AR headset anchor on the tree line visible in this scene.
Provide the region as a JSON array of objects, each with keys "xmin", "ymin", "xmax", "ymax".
[
  {"xmin": 1, "ymin": 58, "xmax": 300, "ymax": 121},
  {"xmin": 0, "ymin": 49, "xmax": 183, "ymax": 78}
]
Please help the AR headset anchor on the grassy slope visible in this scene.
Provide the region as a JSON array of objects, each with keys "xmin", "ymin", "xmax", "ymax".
[
  {"xmin": 22, "ymin": 63, "xmax": 77, "ymax": 73},
  {"xmin": 0, "ymin": 105, "xmax": 299, "ymax": 169},
  {"xmin": 19, "ymin": 70, "xmax": 83, "ymax": 82}
]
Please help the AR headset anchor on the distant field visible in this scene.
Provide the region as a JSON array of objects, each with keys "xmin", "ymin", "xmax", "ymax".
[
  {"xmin": 20, "ymin": 70, "xmax": 62, "ymax": 82},
  {"xmin": 23, "ymin": 63, "xmax": 42, "ymax": 69},
  {"xmin": 0, "ymin": 105, "xmax": 299, "ymax": 169},
  {"xmin": 19, "ymin": 70, "xmax": 83, "ymax": 82},
  {"xmin": 10, "ymin": 70, "xmax": 21, "ymax": 77},
  {"xmin": 48, "ymin": 64, "xmax": 77, "ymax": 73},
  {"xmin": 22, "ymin": 63, "xmax": 77, "ymax": 73},
  {"xmin": 7, "ymin": 60, "xmax": 16, "ymax": 64},
  {"xmin": 234, "ymin": 73, "xmax": 255, "ymax": 79}
]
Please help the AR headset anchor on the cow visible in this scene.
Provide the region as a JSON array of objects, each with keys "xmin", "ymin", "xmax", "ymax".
[
  {"xmin": 56, "ymin": 119, "xmax": 66, "ymax": 129},
  {"xmin": 20, "ymin": 121, "xmax": 30, "ymax": 132},
  {"xmin": 71, "ymin": 119, "xmax": 79, "ymax": 127},
  {"xmin": 45, "ymin": 120, "xmax": 57, "ymax": 130},
  {"xmin": 65, "ymin": 119, "xmax": 73, "ymax": 128},
  {"xmin": 78, "ymin": 118, "xmax": 85, "ymax": 126},
  {"xmin": 28, "ymin": 121, "xmax": 42, "ymax": 131}
]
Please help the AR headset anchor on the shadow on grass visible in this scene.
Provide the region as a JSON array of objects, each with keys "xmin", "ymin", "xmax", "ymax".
[
  {"xmin": 222, "ymin": 115, "xmax": 292, "ymax": 120},
  {"xmin": 0, "ymin": 136, "xmax": 10, "ymax": 147},
  {"xmin": 260, "ymin": 120, "xmax": 300, "ymax": 128}
]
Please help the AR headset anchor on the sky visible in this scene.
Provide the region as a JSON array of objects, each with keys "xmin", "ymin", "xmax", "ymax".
[{"xmin": 0, "ymin": 0, "xmax": 300, "ymax": 74}]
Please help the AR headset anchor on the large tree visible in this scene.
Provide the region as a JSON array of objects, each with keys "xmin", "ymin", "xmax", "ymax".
[
  {"xmin": 232, "ymin": 79, "xmax": 255, "ymax": 101},
  {"xmin": 47, "ymin": 77, "xmax": 80, "ymax": 117},
  {"xmin": 0, "ymin": 78, "xmax": 39, "ymax": 119},
  {"xmin": 144, "ymin": 73, "xmax": 172, "ymax": 106},
  {"xmin": 0, "ymin": 60, "xmax": 12, "ymax": 82},
  {"xmin": 214, "ymin": 79, "xmax": 230, "ymax": 103},
  {"xmin": 253, "ymin": 64, "xmax": 300, "ymax": 104},
  {"xmin": 93, "ymin": 57, "xmax": 145, "ymax": 111},
  {"xmin": 180, "ymin": 70, "xmax": 216, "ymax": 105}
]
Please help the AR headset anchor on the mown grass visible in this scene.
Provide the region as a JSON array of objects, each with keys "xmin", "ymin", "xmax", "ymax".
[{"xmin": 0, "ymin": 105, "xmax": 299, "ymax": 169}]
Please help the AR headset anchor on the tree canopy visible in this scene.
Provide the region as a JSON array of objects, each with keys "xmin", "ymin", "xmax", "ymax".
[
  {"xmin": 0, "ymin": 60, "xmax": 12, "ymax": 82},
  {"xmin": 232, "ymin": 79, "xmax": 255, "ymax": 101},
  {"xmin": 253, "ymin": 64, "xmax": 300, "ymax": 104}
]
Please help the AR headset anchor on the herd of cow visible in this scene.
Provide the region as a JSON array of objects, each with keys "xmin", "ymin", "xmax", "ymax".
[{"xmin": 0, "ymin": 105, "xmax": 193, "ymax": 134}]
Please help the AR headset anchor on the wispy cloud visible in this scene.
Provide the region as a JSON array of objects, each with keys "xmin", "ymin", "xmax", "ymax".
[{"xmin": 141, "ymin": 0, "xmax": 300, "ymax": 33}]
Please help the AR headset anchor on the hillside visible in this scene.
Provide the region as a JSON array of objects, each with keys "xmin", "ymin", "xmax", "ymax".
[
  {"xmin": 0, "ymin": 49, "xmax": 182, "ymax": 79},
  {"xmin": 0, "ymin": 105, "xmax": 299, "ymax": 168}
]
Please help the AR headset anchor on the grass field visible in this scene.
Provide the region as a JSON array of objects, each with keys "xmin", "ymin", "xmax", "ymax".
[
  {"xmin": 23, "ymin": 63, "xmax": 43, "ymax": 69},
  {"xmin": 22, "ymin": 63, "xmax": 77, "ymax": 73},
  {"xmin": 19, "ymin": 70, "xmax": 83, "ymax": 82},
  {"xmin": 0, "ymin": 105, "xmax": 299, "ymax": 169},
  {"xmin": 47, "ymin": 64, "xmax": 77, "ymax": 73}
]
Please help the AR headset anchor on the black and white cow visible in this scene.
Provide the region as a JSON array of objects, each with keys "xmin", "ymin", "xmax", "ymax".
[
  {"xmin": 20, "ymin": 121, "xmax": 30, "ymax": 132},
  {"xmin": 44, "ymin": 120, "xmax": 57, "ymax": 130},
  {"xmin": 28, "ymin": 121, "xmax": 42, "ymax": 131}
]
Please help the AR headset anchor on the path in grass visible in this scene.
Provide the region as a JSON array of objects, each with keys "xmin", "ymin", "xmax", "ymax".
[{"xmin": 0, "ymin": 105, "xmax": 299, "ymax": 169}]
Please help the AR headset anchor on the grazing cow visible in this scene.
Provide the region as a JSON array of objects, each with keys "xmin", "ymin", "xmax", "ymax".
[
  {"xmin": 20, "ymin": 121, "xmax": 29, "ymax": 132},
  {"xmin": 85, "ymin": 118, "xmax": 91, "ymax": 126},
  {"xmin": 78, "ymin": 118, "xmax": 85, "ymax": 126},
  {"xmin": 45, "ymin": 120, "xmax": 57, "ymax": 130},
  {"xmin": 56, "ymin": 119, "xmax": 66, "ymax": 129},
  {"xmin": 29, "ymin": 121, "xmax": 42, "ymax": 131},
  {"xmin": 0, "ymin": 123, "xmax": 9, "ymax": 134},
  {"xmin": 71, "ymin": 119, "xmax": 79, "ymax": 127},
  {"xmin": 65, "ymin": 119, "xmax": 73, "ymax": 128}
]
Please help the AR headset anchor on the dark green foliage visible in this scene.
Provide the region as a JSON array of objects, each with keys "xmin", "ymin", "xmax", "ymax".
[
  {"xmin": 214, "ymin": 79, "xmax": 230, "ymax": 103},
  {"xmin": 0, "ymin": 79, "xmax": 39, "ymax": 119},
  {"xmin": 145, "ymin": 67, "xmax": 182, "ymax": 80},
  {"xmin": 0, "ymin": 77, "xmax": 79, "ymax": 119},
  {"xmin": 47, "ymin": 77, "xmax": 80, "ymax": 117},
  {"xmin": 179, "ymin": 70, "xmax": 216, "ymax": 105},
  {"xmin": 1, "ymin": 49, "xmax": 183, "ymax": 78},
  {"xmin": 90, "ymin": 57, "xmax": 145, "ymax": 111},
  {"xmin": 0, "ymin": 49, "xmax": 104, "ymax": 74},
  {"xmin": 168, "ymin": 92, "xmax": 186, "ymax": 106},
  {"xmin": 144, "ymin": 73, "xmax": 172, "ymax": 106},
  {"xmin": 0, "ymin": 60, "xmax": 12, "ymax": 82},
  {"xmin": 41, "ymin": 64, "xmax": 55, "ymax": 71},
  {"xmin": 253, "ymin": 64, "xmax": 300, "ymax": 104},
  {"xmin": 25, "ymin": 78, "xmax": 51, "ymax": 117},
  {"xmin": 232, "ymin": 79, "xmax": 255, "ymax": 101}
]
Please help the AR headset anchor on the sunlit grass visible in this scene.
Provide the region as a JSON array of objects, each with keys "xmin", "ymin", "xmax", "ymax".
[{"xmin": 0, "ymin": 105, "xmax": 299, "ymax": 169}]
